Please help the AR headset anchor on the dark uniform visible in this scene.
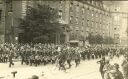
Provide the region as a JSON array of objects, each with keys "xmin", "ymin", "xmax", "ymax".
[{"xmin": 9, "ymin": 54, "xmax": 14, "ymax": 67}]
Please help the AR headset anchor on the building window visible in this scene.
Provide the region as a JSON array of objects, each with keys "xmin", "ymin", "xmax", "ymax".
[
  {"xmin": 58, "ymin": 9, "xmax": 62, "ymax": 20},
  {"xmin": 59, "ymin": 1, "xmax": 63, "ymax": 9},
  {"xmin": 70, "ymin": 16, "xmax": 73, "ymax": 23},
  {"xmin": 76, "ymin": 6, "xmax": 79, "ymax": 12},
  {"xmin": 70, "ymin": 1, "xmax": 73, "ymax": 12},
  {"xmin": 59, "ymin": 1, "xmax": 63, "ymax": 7},
  {"xmin": 92, "ymin": 10, "xmax": 94, "ymax": 16},
  {"xmin": 58, "ymin": 10, "xmax": 62, "ymax": 15},
  {"xmin": 59, "ymin": 9, "xmax": 62, "ymax": 12},
  {"xmin": 90, "ymin": 0, "xmax": 93, "ymax": 4},
  {"xmin": 92, "ymin": 13, "xmax": 94, "ymax": 17},
  {"xmin": 82, "ymin": 21, "xmax": 84, "ymax": 26},
  {"xmin": 87, "ymin": 19, "xmax": 89, "ymax": 26},
  {"xmin": 95, "ymin": 12, "xmax": 98, "ymax": 17},
  {"xmin": 70, "ymin": 16, "xmax": 72, "ymax": 20},
  {"xmin": 60, "ymin": 16, "xmax": 62, "ymax": 21},
  {"xmin": 39, "ymin": 1, "xmax": 42, "ymax": 4},
  {"xmin": 76, "ymin": 17, "xmax": 78, "ymax": 24},
  {"xmin": 0, "ymin": 10, "xmax": 2, "ymax": 21},
  {"xmin": 77, "ymin": 3, "xmax": 79, "ymax": 6},
  {"xmin": 70, "ymin": 7, "xmax": 73, "ymax": 12},
  {"xmin": 82, "ymin": 7, "xmax": 84, "ymax": 14},
  {"xmin": 70, "ymin": 1, "xmax": 73, "ymax": 7},
  {"xmin": 87, "ymin": 7, "xmax": 89, "ymax": 10},
  {"xmin": 59, "ymin": 1, "xmax": 63, "ymax": 4},
  {"xmin": 82, "ymin": 18, "xmax": 84, "ymax": 20},
  {"xmin": 70, "ymin": 1, "xmax": 73, "ymax": 5},
  {"xmin": 114, "ymin": 28, "xmax": 117, "ymax": 30}
]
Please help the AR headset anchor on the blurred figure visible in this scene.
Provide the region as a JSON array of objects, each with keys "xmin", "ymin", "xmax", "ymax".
[
  {"xmin": 109, "ymin": 63, "xmax": 124, "ymax": 79},
  {"xmin": 30, "ymin": 75, "xmax": 39, "ymax": 79},
  {"xmin": 8, "ymin": 53, "xmax": 14, "ymax": 67},
  {"xmin": 103, "ymin": 60, "xmax": 113, "ymax": 79},
  {"xmin": 121, "ymin": 54, "xmax": 128, "ymax": 79},
  {"xmin": 97, "ymin": 57, "xmax": 106, "ymax": 79}
]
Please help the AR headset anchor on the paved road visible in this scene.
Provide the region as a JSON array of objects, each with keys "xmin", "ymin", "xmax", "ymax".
[{"xmin": 0, "ymin": 56, "xmax": 123, "ymax": 79}]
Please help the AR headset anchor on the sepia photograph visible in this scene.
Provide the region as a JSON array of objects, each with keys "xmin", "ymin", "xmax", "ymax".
[{"xmin": 0, "ymin": 0, "xmax": 128, "ymax": 79}]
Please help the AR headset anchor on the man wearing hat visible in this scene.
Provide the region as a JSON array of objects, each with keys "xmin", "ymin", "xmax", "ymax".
[{"xmin": 109, "ymin": 63, "xmax": 124, "ymax": 79}]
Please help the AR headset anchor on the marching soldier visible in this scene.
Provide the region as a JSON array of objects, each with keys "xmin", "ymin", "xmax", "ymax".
[
  {"xmin": 20, "ymin": 50, "xmax": 25, "ymax": 65},
  {"xmin": 8, "ymin": 52, "xmax": 14, "ymax": 67},
  {"xmin": 30, "ymin": 54, "xmax": 35, "ymax": 66},
  {"xmin": 66, "ymin": 53, "xmax": 72, "ymax": 69},
  {"xmin": 74, "ymin": 52, "xmax": 81, "ymax": 67},
  {"xmin": 58, "ymin": 52, "xmax": 66, "ymax": 71}
]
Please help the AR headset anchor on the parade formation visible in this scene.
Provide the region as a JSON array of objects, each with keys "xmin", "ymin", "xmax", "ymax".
[
  {"xmin": 0, "ymin": 43, "xmax": 128, "ymax": 79},
  {"xmin": 0, "ymin": 43, "xmax": 107, "ymax": 68}
]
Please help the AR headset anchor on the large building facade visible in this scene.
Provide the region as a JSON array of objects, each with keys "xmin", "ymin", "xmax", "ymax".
[
  {"xmin": 0, "ymin": 0, "xmax": 5, "ymax": 43},
  {"xmin": 104, "ymin": 1, "xmax": 128, "ymax": 45},
  {"xmin": 1, "ymin": 0, "xmax": 120, "ymax": 45},
  {"xmin": 0, "ymin": 0, "xmax": 23, "ymax": 43},
  {"xmin": 30, "ymin": 0, "xmax": 113, "ymax": 45}
]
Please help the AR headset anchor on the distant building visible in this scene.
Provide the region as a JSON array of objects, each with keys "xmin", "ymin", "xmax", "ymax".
[
  {"xmin": 0, "ymin": 0, "xmax": 23, "ymax": 43},
  {"xmin": 0, "ymin": 0, "xmax": 5, "ymax": 43},
  {"xmin": 2, "ymin": 0, "xmax": 115, "ymax": 45},
  {"xmin": 29, "ymin": 0, "xmax": 113, "ymax": 45}
]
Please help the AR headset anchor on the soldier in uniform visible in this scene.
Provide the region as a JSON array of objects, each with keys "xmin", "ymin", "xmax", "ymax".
[
  {"xmin": 30, "ymin": 54, "xmax": 35, "ymax": 66},
  {"xmin": 87, "ymin": 49, "xmax": 90, "ymax": 60},
  {"xmin": 4, "ymin": 53, "xmax": 8, "ymax": 63},
  {"xmin": 8, "ymin": 52, "xmax": 14, "ymax": 67},
  {"xmin": 58, "ymin": 52, "xmax": 66, "ymax": 71},
  {"xmin": 80, "ymin": 49, "xmax": 86, "ymax": 60},
  {"xmin": 66, "ymin": 52, "xmax": 72, "ymax": 69},
  {"xmin": 74, "ymin": 52, "xmax": 81, "ymax": 67},
  {"xmin": 20, "ymin": 49, "xmax": 25, "ymax": 65},
  {"xmin": 0, "ymin": 53, "xmax": 2, "ymax": 62},
  {"xmin": 35, "ymin": 54, "xmax": 39, "ymax": 66}
]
